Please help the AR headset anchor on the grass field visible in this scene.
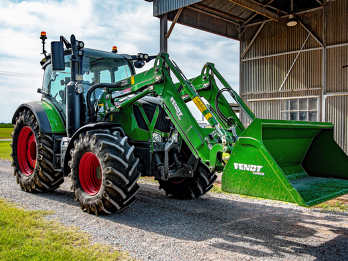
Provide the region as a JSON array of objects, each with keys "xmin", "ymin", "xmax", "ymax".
[
  {"xmin": 0, "ymin": 128, "xmax": 12, "ymax": 139},
  {"xmin": 0, "ymin": 141, "xmax": 11, "ymax": 160},
  {"xmin": 0, "ymin": 123, "xmax": 14, "ymax": 160},
  {"xmin": 0, "ymin": 199, "xmax": 128, "ymax": 261},
  {"xmin": 0, "ymin": 124, "xmax": 13, "ymax": 139},
  {"xmin": 0, "ymin": 124, "xmax": 12, "ymax": 128}
]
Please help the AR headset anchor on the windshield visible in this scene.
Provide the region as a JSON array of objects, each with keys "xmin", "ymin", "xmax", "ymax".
[
  {"xmin": 82, "ymin": 55, "xmax": 132, "ymax": 104},
  {"xmin": 81, "ymin": 55, "xmax": 132, "ymax": 103},
  {"xmin": 82, "ymin": 55, "xmax": 132, "ymax": 84}
]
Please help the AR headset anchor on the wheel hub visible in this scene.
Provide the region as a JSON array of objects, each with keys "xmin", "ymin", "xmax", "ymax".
[
  {"xmin": 79, "ymin": 152, "xmax": 102, "ymax": 195},
  {"xmin": 17, "ymin": 126, "xmax": 37, "ymax": 176}
]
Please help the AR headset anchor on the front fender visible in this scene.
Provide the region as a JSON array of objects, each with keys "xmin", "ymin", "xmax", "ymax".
[{"xmin": 12, "ymin": 100, "xmax": 65, "ymax": 134}]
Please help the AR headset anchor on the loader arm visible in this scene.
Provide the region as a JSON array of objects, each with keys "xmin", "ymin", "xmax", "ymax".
[
  {"xmin": 95, "ymin": 53, "xmax": 235, "ymax": 171},
  {"xmin": 177, "ymin": 63, "xmax": 256, "ymax": 137}
]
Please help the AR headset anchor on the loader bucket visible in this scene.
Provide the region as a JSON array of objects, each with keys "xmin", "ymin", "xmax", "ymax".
[{"xmin": 222, "ymin": 118, "xmax": 348, "ymax": 207}]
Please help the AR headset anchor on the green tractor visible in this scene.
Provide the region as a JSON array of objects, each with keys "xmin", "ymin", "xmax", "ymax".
[{"xmin": 11, "ymin": 33, "xmax": 348, "ymax": 214}]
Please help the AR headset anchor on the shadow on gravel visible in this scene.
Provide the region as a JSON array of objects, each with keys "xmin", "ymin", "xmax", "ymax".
[{"xmin": 24, "ymin": 181, "xmax": 348, "ymax": 259}]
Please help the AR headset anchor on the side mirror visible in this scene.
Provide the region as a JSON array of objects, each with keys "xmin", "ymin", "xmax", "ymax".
[{"xmin": 51, "ymin": 41, "xmax": 65, "ymax": 71}]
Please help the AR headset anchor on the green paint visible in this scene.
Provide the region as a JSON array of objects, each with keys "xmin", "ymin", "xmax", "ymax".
[
  {"xmin": 139, "ymin": 104, "xmax": 159, "ymax": 153},
  {"xmin": 209, "ymin": 144, "xmax": 225, "ymax": 171},
  {"xmin": 37, "ymin": 100, "xmax": 65, "ymax": 133}
]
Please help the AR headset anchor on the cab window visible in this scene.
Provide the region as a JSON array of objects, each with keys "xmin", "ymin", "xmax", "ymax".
[
  {"xmin": 43, "ymin": 55, "xmax": 71, "ymax": 113},
  {"xmin": 81, "ymin": 55, "xmax": 132, "ymax": 103}
]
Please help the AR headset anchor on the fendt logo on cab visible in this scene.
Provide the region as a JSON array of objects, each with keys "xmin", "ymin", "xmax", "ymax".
[
  {"xmin": 170, "ymin": 97, "xmax": 183, "ymax": 120},
  {"xmin": 234, "ymin": 163, "xmax": 264, "ymax": 176}
]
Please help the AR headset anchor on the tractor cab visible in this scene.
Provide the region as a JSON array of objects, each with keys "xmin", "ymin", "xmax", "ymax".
[{"xmin": 42, "ymin": 48, "xmax": 135, "ymax": 116}]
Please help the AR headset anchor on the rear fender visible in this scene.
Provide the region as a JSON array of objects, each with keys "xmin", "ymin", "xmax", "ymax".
[{"xmin": 12, "ymin": 101, "xmax": 65, "ymax": 134}]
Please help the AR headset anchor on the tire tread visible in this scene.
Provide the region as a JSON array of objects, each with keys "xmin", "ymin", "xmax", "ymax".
[{"xmin": 11, "ymin": 109, "xmax": 64, "ymax": 193}]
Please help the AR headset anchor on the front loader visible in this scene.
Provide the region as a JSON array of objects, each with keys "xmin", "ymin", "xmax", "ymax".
[{"xmin": 11, "ymin": 33, "xmax": 348, "ymax": 215}]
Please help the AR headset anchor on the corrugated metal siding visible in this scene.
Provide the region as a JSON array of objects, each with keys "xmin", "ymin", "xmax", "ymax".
[
  {"xmin": 241, "ymin": 100, "xmax": 281, "ymax": 126},
  {"xmin": 240, "ymin": 89, "xmax": 322, "ymax": 125},
  {"xmin": 325, "ymin": 0, "xmax": 348, "ymax": 93},
  {"xmin": 168, "ymin": 7, "xmax": 240, "ymax": 39},
  {"xmin": 327, "ymin": 46, "xmax": 348, "ymax": 92},
  {"xmin": 242, "ymin": 10, "xmax": 323, "ymax": 58},
  {"xmin": 153, "ymin": 0, "xmax": 265, "ymax": 20},
  {"xmin": 239, "ymin": 0, "xmax": 348, "ymax": 95},
  {"xmin": 240, "ymin": 9, "xmax": 323, "ymax": 93},
  {"xmin": 200, "ymin": 0, "xmax": 255, "ymax": 21},
  {"xmin": 241, "ymin": 51, "xmax": 322, "ymax": 93},
  {"xmin": 325, "ymin": 95, "xmax": 348, "ymax": 154},
  {"xmin": 326, "ymin": 0, "xmax": 348, "ymax": 46},
  {"xmin": 153, "ymin": 0, "xmax": 202, "ymax": 16}
]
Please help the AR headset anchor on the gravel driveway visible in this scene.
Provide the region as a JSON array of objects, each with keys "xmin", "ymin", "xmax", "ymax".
[{"xmin": 1, "ymin": 159, "xmax": 348, "ymax": 261}]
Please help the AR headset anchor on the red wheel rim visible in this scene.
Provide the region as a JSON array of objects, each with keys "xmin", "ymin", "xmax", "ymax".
[
  {"xmin": 17, "ymin": 126, "xmax": 37, "ymax": 176},
  {"xmin": 79, "ymin": 152, "xmax": 102, "ymax": 195}
]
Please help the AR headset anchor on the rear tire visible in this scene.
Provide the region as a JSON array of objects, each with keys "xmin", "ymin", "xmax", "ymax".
[
  {"xmin": 157, "ymin": 163, "xmax": 217, "ymax": 199},
  {"xmin": 11, "ymin": 108, "xmax": 64, "ymax": 192},
  {"xmin": 69, "ymin": 130, "xmax": 140, "ymax": 215}
]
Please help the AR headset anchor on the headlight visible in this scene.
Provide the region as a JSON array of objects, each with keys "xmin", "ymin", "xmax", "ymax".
[
  {"xmin": 152, "ymin": 133, "xmax": 162, "ymax": 142},
  {"xmin": 172, "ymin": 134, "xmax": 178, "ymax": 142}
]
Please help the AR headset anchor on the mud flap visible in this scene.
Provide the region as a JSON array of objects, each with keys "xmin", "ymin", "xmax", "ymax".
[{"xmin": 222, "ymin": 119, "xmax": 348, "ymax": 207}]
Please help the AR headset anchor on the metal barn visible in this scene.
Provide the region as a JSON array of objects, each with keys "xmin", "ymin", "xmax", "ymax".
[{"xmin": 146, "ymin": 0, "xmax": 348, "ymax": 154}]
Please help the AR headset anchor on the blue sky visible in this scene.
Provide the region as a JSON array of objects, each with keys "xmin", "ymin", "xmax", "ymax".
[{"xmin": 0, "ymin": 0, "xmax": 239, "ymax": 123}]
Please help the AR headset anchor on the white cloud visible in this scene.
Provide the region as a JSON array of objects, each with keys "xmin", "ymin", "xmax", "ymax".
[{"xmin": 0, "ymin": 0, "xmax": 240, "ymax": 123}]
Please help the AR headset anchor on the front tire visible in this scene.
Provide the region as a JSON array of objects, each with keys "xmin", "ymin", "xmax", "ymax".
[
  {"xmin": 69, "ymin": 130, "xmax": 140, "ymax": 215},
  {"xmin": 11, "ymin": 109, "xmax": 64, "ymax": 192},
  {"xmin": 157, "ymin": 163, "xmax": 217, "ymax": 199}
]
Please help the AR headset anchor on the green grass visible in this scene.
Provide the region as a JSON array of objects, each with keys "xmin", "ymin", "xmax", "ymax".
[
  {"xmin": 0, "ymin": 199, "xmax": 129, "ymax": 261},
  {"xmin": 0, "ymin": 128, "xmax": 13, "ymax": 139},
  {"xmin": 0, "ymin": 123, "xmax": 13, "ymax": 139},
  {"xmin": 209, "ymin": 184, "xmax": 226, "ymax": 194},
  {"xmin": 0, "ymin": 124, "xmax": 12, "ymax": 128},
  {"xmin": 0, "ymin": 141, "xmax": 11, "ymax": 160},
  {"xmin": 314, "ymin": 201, "xmax": 348, "ymax": 212},
  {"xmin": 0, "ymin": 123, "xmax": 14, "ymax": 161}
]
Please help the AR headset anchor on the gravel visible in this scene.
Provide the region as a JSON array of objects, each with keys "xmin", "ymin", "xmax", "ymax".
[{"xmin": 1, "ymin": 159, "xmax": 348, "ymax": 261}]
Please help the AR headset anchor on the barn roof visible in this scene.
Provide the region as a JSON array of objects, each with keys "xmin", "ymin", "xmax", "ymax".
[{"xmin": 145, "ymin": 0, "xmax": 327, "ymax": 40}]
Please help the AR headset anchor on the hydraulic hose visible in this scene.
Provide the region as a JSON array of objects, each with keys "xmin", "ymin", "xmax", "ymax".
[
  {"xmin": 215, "ymin": 88, "xmax": 233, "ymax": 126},
  {"xmin": 86, "ymin": 82, "xmax": 122, "ymax": 123}
]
